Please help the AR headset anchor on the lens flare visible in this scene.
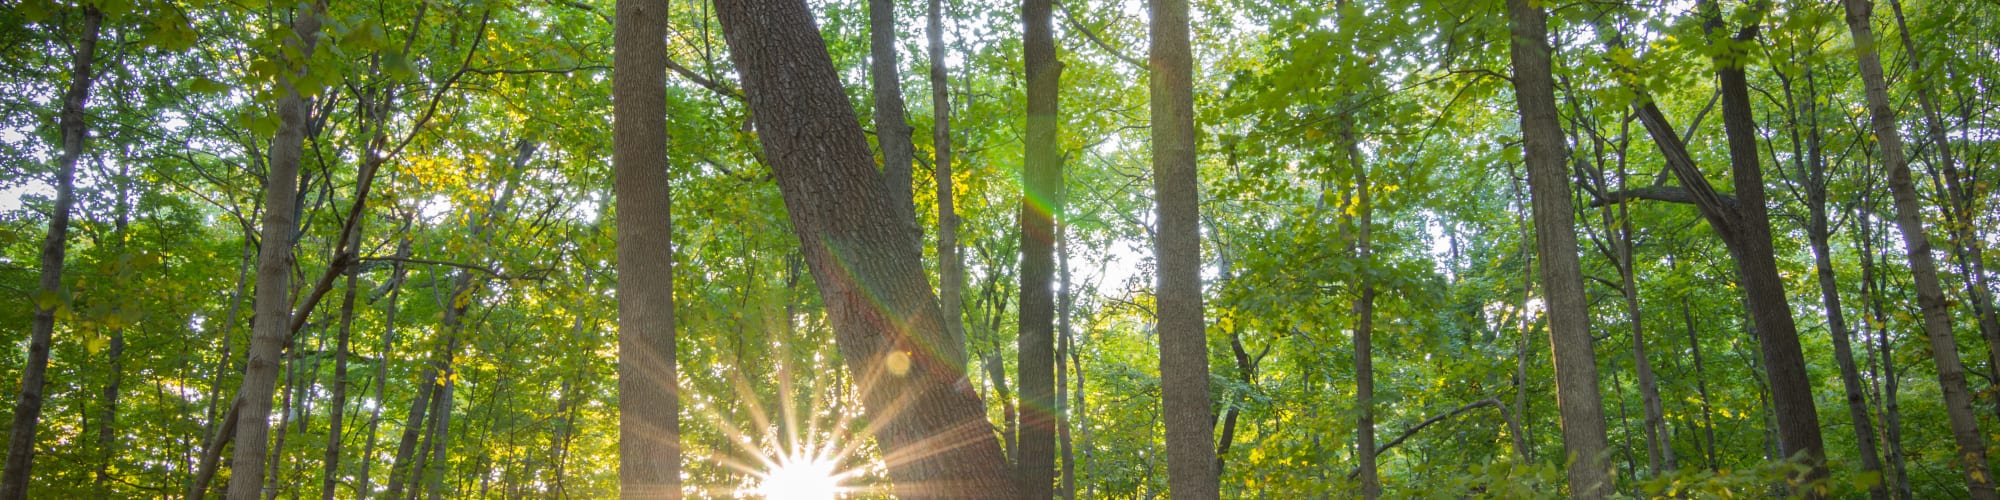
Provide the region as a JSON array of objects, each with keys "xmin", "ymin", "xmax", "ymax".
[{"xmin": 753, "ymin": 451, "xmax": 842, "ymax": 500}]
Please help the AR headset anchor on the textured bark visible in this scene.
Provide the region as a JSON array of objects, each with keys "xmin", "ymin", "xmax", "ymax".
[
  {"xmin": 227, "ymin": 4, "xmax": 325, "ymax": 498},
  {"xmin": 712, "ymin": 0, "xmax": 1017, "ymax": 494},
  {"xmin": 1148, "ymin": 0, "xmax": 1220, "ymax": 494},
  {"xmin": 1017, "ymin": 0, "xmax": 1062, "ymax": 493},
  {"xmin": 0, "ymin": 7, "xmax": 101, "ymax": 499},
  {"xmin": 872, "ymin": 0, "xmax": 918, "ymax": 229},
  {"xmin": 612, "ymin": 0, "xmax": 684, "ymax": 496},
  {"xmin": 1840, "ymin": 1, "xmax": 1996, "ymax": 496},
  {"xmin": 930, "ymin": 0, "xmax": 968, "ymax": 369},
  {"xmin": 1505, "ymin": 1, "xmax": 1612, "ymax": 496}
]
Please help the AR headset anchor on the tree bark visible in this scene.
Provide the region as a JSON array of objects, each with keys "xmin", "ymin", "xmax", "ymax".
[
  {"xmin": 1348, "ymin": 131, "xmax": 1381, "ymax": 499},
  {"xmin": 227, "ymin": 4, "xmax": 326, "ymax": 498},
  {"xmin": 1839, "ymin": 1, "xmax": 1997, "ymax": 496},
  {"xmin": 0, "ymin": 7, "xmax": 102, "ymax": 499},
  {"xmin": 1856, "ymin": 202, "xmax": 1913, "ymax": 500},
  {"xmin": 1017, "ymin": 0, "xmax": 1063, "ymax": 493},
  {"xmin": 612, "ymin": 0, "xmax": 684, "ymax": 496},
  {"xmin": 1506, "ymin": 1, "xmax": 1612, "ymax": 497},
  {"xmin": 712, "ymin": 0, "xmax": 1018, "ymax": 494}
]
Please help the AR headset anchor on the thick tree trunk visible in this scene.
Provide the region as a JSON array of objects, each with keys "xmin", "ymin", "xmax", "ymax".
[
  {"xmin": 227, "ymin": 4, "xmax": 326, "ymax": 498},
  {"xmin": 612, "ymin": 0, "xmax": 684, "ymax": 496},
  {"xmin": 1506, "ymin": 1, "xmax": 1612, "ymax": 497},
  {"xmin": 712, "ymin": 0, "xmax": 1017, "ymax": 494},
  {"xmin": 930, "ymin": 0, "xmax": 968, "ymax": 369},
  {"xmin": 1840, "ymin": 1, "xmax": 1997, "ymax": 496},
  {"xmin": 1017, "ymin": 0, "xmax": 1062, "ymax": 493},
  {"xmin": 1148, "ymin": 0, "xmax": 1220, "ymax": 494},
  {"xmin": 0, "ymin": 7, "xmax": 102, "ymax": 499}
]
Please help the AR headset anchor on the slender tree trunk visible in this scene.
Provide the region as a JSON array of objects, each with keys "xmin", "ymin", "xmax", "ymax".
[
  {"xmin": 930, "ymin": 0, "xmax": 968, "ymax": 369},
  {"xmin": 1148, "ymin": 0, "xmax": 1219, "ymax": 494},
  {"xmin": 1506, "ymin": 1, "xmax": 1612, "ymax": 496},
  {"xmin": 384, "ymin": 353, "xmax": 439, "ymax": 499},
  {"xmin": 1348, "ymin": 131, "xmax": 1381, "ymax": 499},
  {"xmin": 1885, "ymin": 0, "xmax": 2000, "ymax": 396},
  {"xmin": 0, "ymin": 7, "xmax": 102, "ymax": 499},
  {"xmin": 612, "ymin": 0, "xmax": 684, "ymax": 496},
  {"xmin": 356, "ymin": 254, "xmax": 405, "ymax": 499},
  {"xmin": 1795, "ymin": 89, "xmax": 1887, "ymax": 500},
  {"xmin": 94, "ymin": 169, "xmax": 133, "ymax": 495},
  {"xmin": 872, "ymin": 0, "xmax": 918, "ymax": 228},
  {"xmin": 1839, "ymin": 1, "xmax": 1997, "ymax": 496},
  {"xmin": 228, "ymin": 4, "xmax": 326, "ymax": 498},
  {"xmin": 1057, "ymin": 223, "xmax": 1076, "ymax": 499},
  {"xmin": 1679, "ymin": 297, "xmax": 1719, "ymax": 472},
  {"xmin": 1510, "ymin": 178, "xmax": 1534, "ymax": 463},
  {"xmin": 712, "ymin": 0, "xmax": 1018, "ymax": 493},
  {"xmin": 1596, "ymin": 131, "xmax": 1673, "ymax": 476},
  {"xmin": 1857, "ymin": 204, "xmax": 1913, "ymax": 500},
  {"xmin": 319, "ymin": 267, "xmax": 360, "ymax": 500},
  {"xmin": 1015, "ymin": 0, "xmax": 1063, "ymax": 492}
]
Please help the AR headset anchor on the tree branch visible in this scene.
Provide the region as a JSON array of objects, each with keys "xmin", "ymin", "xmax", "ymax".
[
  {"xmin": 1347, "ymin": 398, "xmax": 1505, "ymax": 480},
  {"xmin": 1588, "ymin": 185, "xmax": 1739, "ymax": 208}
]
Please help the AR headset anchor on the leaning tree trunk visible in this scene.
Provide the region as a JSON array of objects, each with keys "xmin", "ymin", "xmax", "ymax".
[
  {"xmin": 611, "ymin": 0, "xmax": 685, "ymax": 497},
  {"xmin": 0, "ymin": 7, "xmax": 102, "ymax": 499},
  {"xmin": 1839, "ymin": 1, "xmax": 1998, "ymax": 496},
  {"xmin": 711, "ymin": 0, "xmax": 1018, "ymax": 494},
  {"xmin": 872, "ymin": 0, "xmax": 918, "ymax": 229},
  {"xmin": 1017, "ymin": 0, "xmax": 1063, "ymax": 492},
  {"xmin": 227, "ymin": 4, "xmax": 325, "ymax": 499},
  {"xmin": 1506, "ymin": 1, "xmax": 1612, "ymax": 497}
]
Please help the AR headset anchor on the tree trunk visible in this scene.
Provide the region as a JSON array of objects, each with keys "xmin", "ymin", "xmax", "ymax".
[
  {"xmin": 1057, "ymin": 223, "xmax": 1076, "ymax": 499},
  {"xmin": 1148, "ymin": 0, "xmax": 1220, "ymax": 494},
  {"xmin": 1856, "ymin": 203, "xmax": 1913, "ymax": 500},
  {"xmin": 930, "ymin": 0, "xmax": 968, "ymax": 370},
  {"xmin": 872, "ymin": 0, "xmax": 918, "ymax": 229},
  {"xmin": 319, "ymin": 267, "xmax": 360, "ymax": 500},
  {"xmin": 612, "ymin": 0, "xmax": 684, "ymax": 496},
  {"xmin": 0, "ymin": 7, "xmax": 102, "ymax": 499},
  {"xmin": 1885, "ymin": 0, "xmax": 2000, "ymax": 399},
  {"xmin": 357, "ymin": 250, "xmax": 406, "ymax": 499},
  {"xmin": 1510, "ymin": 178, "xmax": 1534, "ymax": 463},
  {"xmin": 228, "ymin": 4, "xmax": 326, "ymax": 498},
  {"xmin": 1348, "ymin": 131, "xmax": 1381, "ymax": 499},
  {"xmin": 93, "ymin": 168, "xmax": 133, "ymax": 495},
  {"xmin": 712, "ymin": 0, "xmax": 1018, "ymax": 493},
  {"xmin": 1506, "ymin": 1, "xmax": 1612, "ymax": 496},
  {"xmin": 1017, "ymin": 0, "xmax": 1062, "ymax": 492},
  {"xmin": 1839, "ymin": 1, "xmax": 1997, "ymax": 496}
]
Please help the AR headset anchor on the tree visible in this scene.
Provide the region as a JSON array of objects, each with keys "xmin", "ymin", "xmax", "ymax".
[
  {"xmin": 1018, "ymin": 0, "xmax": 1063, "ymax": 492},
  {"xmin": 1505, "ymin": 1, "xmax": 1612, "ymax": 497},
  {"xmin": 0, "ymin": 5, "xmax": 102, "ymax": 499},
  {"xmin": 1839, "ymin": 0, "xmax": 1996, "ymax": 496},
  {"xmin": 612, "ymin": 0, "xmax": 684, "ymax": 496},
  {"xmin": 225, "ymin": 3, "xmax": 325, "ymax": 498},
  {"xmin": 711, "ymin": 0, "xmax": 1018, "ymax": 495},
  {"xmin": 1148, "ymin": 0, "xmax": 1219, "ymax": 494}
]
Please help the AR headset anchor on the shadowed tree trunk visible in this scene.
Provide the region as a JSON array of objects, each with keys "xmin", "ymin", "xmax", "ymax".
[
  {"xmin": 873, "ymin": 0, "xmax": 918, "ymax": 227},
  {"xmin": 1506, "ymin": 1, "xmax": 1612, "ymax": 496},
  {"xmin": 712, "ymin": 0, "xmax": 1018, "ymax": 494},
  {"xmin": 1148, "ymin": 0, "xmax": 1220, "ymax": 493},
  {"xmin": 1839, "ymin": 1, "xmax": 1995, "ymax": 496},
  {"xmin": 1017, "ymin": 0, "xmax": 1063, "ymax": 492},
  {"xmin": 0, "ymin": 7, "xmax": 102, "ymax": 499},
  {"xmin": 612, "ymin": 0, "xmax": 684, "ymax": 496}
]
